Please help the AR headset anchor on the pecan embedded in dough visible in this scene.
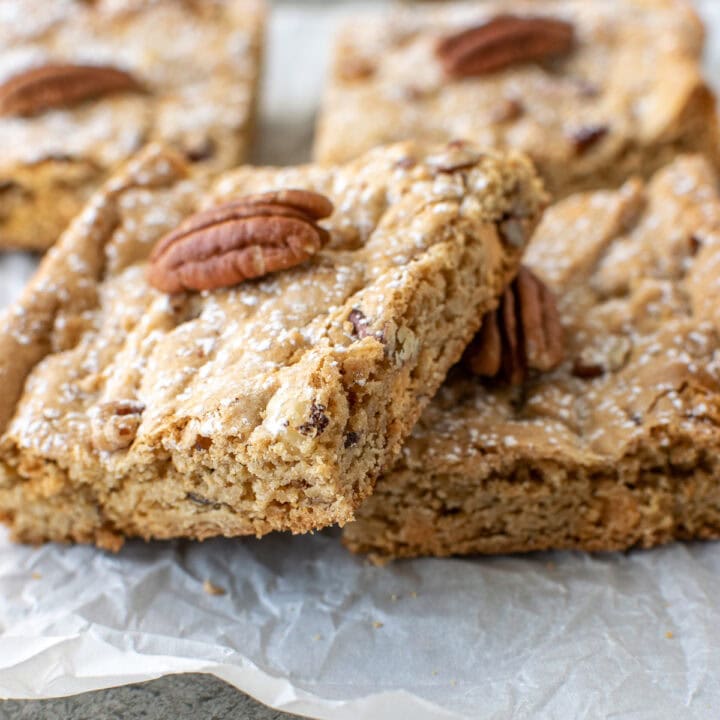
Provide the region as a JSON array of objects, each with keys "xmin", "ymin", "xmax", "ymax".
[
  {"xmin": 464, "ymin": 266, "xmax": 565, "ymax": 384},
  {"xmin": 90, "ymin": 400, "xmax": 145, "ymax": 452},
  {"xmin": 147, "ymin": 189, "xmax": 334, "ymax": 293},
  {"xmin": 436, "ymin": 15, "xmax": 574, "ymax": 79},
  {"xmin": 0, "ymin": 63, "xmax": 143, "ymax": 117}
]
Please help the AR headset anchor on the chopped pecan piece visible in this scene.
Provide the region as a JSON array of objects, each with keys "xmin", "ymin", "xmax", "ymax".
[
  {"xmin": 464, "ymin": 267, "xmax": 564, "ymax": 384},
  {"xmin": 436, "ymin": 15, "xmax": 574, "ymax": 79},
  {"xmin": 569, "ymin": 124, "xmax": 609, "ymax": 155},
  {"xmin": 91, "ymin": 400, "xmax": 145, "ymax": 452},
  {"xmin": 427, "ymin": 140, "xmax": 482, "ymax": 173},
  {"xmin": 0, "ymin": 63, "xmax": 143, "ymax": 117},
  {"xmin": 348, "ymin": 308, "xmax": 372, "ymax": 338},
  {"xmin": 491, "ymin": 97, "xmax": 525, "ymax": 123},
  {"xmin": 572, "ymin": 359, "xmax": 604, "ymax": 379},
  {"xmin": 393, "ymin": 157, "xmax": 416, "ymax": 171},
  {"xmin": 344, "ymin": 431, "xmax": 360, "ymax": 448},
  {"xmin": 186, "ymin": 492, "xmax": 219, "ymax": 507},
  {"xmin": 498, "ymin": 216, "xmax": 530, "ymax": 248},
  {"xmin": 147, "ymin": 189, "xmax": 334, "ymax": 293},
  {"xmin": 338, "ymin": 56, "xmax": 376, "ymax": 82},
  {"xmin": 297, "ymin": 402, "xmax": 330, "ymax": 437},
  {"xmin": 572, "ymin": 335, "xmax": 632, "ymax": 380},
  {"xmin": 689, "ymin": 234, "xmax": 702, "ymax": 255},
  {"xmin": 184, "ymin": 137, "xmax": 217, "ymax": 163}
]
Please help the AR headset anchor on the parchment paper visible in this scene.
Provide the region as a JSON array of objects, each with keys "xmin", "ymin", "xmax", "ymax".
[{"xmin": 2, "ymin": 2, "xmax": 720, "ymax": 718}]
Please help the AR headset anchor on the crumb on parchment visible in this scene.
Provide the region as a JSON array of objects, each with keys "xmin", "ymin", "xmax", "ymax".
[{"xmin": 203, "ymin": 579, "xmax": 226, "ymax": 596}]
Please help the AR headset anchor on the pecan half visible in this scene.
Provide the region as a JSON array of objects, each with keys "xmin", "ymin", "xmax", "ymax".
[
  {"xmin": 464, "ymin": 267, "xmax": 564, "ymax": 384},
  {"xmin": 491, "ymin": 97, "xmax": 525, "ymax": 124},
  {"xmin": 436, "ymin": 15, "xmax": 574, "ymax": 79},
  {"xmin": 348, "ymin": 308, "xmax": 372, "ymax": 338},
  {"xmin": 147, "ymin": 189, "xmax": 334, "ymax": 293},
  {"xmin": 0, "ymin": 63, "xmax": 143, "ymax": 117}
]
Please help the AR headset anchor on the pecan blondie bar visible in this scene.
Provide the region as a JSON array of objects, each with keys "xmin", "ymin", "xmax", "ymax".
[
  {"xmin": 0, "ymin": 0, "xmax": 265, "ymax": 252},
  {"xmin": 315, "ymin": 0, "xmax": 719, "ymax": 199},
  {"xmin": 344, "ymin": 154, "xmax": 720, "ymax": 559},
  {"xmin": 0, "ymin": 140, "xmax": 545, "ymax": 548}
]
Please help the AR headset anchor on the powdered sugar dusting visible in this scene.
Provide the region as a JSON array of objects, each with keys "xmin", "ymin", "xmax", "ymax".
[
  {"xmin": 403, "ymin": 156, "xmax": 720, "ymax": 473},
  {"xmin": 0, "ymin": 0, "xmax": 263, "ymax": 168}
]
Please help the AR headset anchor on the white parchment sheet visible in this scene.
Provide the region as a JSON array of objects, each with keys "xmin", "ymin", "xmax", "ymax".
[{"xmin": 2, "ymin": 2, "xmax": 720, "ymax": 718}]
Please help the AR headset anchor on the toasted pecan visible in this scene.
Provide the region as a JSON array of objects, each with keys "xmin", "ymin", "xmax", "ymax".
[
  {"xmin": 147, "ymin": 189, "xmax": 334, "ymax": 293},
  {"xmin": 464, "ymin": 266, "xmax": 565, "ymax": 384},
  {"xmin": 0, "ymin": 63, "xmax": 143, "ymax": 117}
]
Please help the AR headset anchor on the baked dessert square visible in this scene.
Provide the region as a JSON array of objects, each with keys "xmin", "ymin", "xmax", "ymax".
[
  {"xmin": 0, "ymin": 139, "xmax": 545, "ymax": 549},
  {"xmin": 344, "ymin": 154, "xmax": 720, "ymax": 560},
  {"xmin": 0, "ymin": 0, "xmax": 265, "ymax": 252},
  {"xmin": 315, "ymin": 0, "xmax": 719, "ymax": 199}
]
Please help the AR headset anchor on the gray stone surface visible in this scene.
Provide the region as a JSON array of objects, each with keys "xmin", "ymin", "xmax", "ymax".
[{"xmin": 0, "ymin": 674, "xmax": 302, "ymax": 720}]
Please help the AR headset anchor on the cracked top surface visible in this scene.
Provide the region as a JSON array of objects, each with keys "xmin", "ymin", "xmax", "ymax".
[
  {"xmin": 315, "ymin": 0, "xmax": 714, "ymax": 195},
  {"xmin": 0, "ymin": 141, "xmax": 544, "ymax": 494},
  {"xmin": 0, "ymin": 0, "xmax": 264, "ymax": 171},
  {"xmin": 395, "ymin": 155, "xmax": 720, "ymax": 476}
]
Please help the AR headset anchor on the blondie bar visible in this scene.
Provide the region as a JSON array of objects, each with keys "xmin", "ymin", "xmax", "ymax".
[
  {"xmin": 0, "ymin": 0, "xmax": 265, "ymax": 251},
  {"xmin": 316, "ymin": 0, "xmax": 718, "ymax": 199},
  {"xmin": 344, "ymin": 154, "xmax": 720, "ymax": 559},
  {"xmin": 0, "ymin": 139, "xmax": 545, "ymax": 548}
]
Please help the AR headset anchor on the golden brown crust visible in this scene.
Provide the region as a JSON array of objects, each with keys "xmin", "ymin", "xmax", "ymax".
[
  {"xmin": 344, "ymin": 155, "xmax": 720, "ymax": 560},
  {"xmin": 146, "ymin": 191, "xmax": 334, "ymax": 293},
  {"xmin": 0, "ymin": 0, "xmax": 265, "ymax": 251},
  {"xmin": 0, "ymin": 140, "xmax": 546, "ymax": 548},
  {"xmin": 315, "ymin": 0, "xmax": 719, "ymax": 199}
]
